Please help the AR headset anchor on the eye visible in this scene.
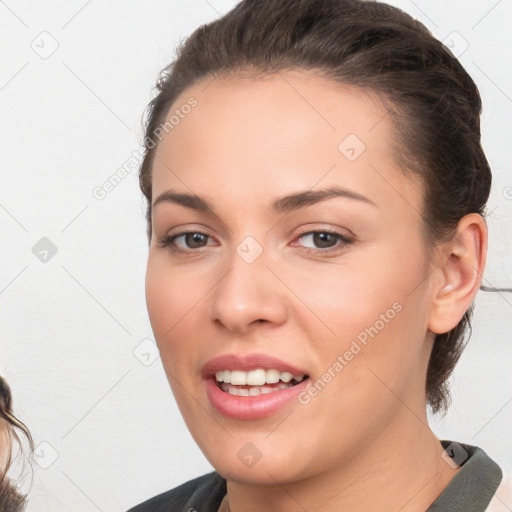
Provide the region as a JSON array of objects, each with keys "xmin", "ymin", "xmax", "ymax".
[
  {"xmin": 158, "ymin": 231, "xmax": 215, "ymax": 252},
  {"xmin": 293, "ymin": 229, "xmax": 353, "ymax": 254},
  {"xmin": 157, "ymin": 228, "xmax": 354, "ymax": 255}
]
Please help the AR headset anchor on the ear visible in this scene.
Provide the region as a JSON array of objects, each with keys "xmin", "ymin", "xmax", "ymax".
[{"xmin": 428, "ymin": 213, "xmax": 488, "ymax": 335}]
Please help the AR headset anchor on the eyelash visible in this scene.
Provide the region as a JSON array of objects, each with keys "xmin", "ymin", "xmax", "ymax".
[{"xmin": 157, "ymin": 229, "xmax": 353, "ymax": 255}]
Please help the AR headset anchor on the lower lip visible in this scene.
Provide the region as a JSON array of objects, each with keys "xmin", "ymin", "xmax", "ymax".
[{"xmin": 205, "ymin": 377, "xmax": 310, "ymax": 420}]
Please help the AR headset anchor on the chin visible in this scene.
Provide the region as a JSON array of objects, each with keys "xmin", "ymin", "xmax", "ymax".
[
  {"xmin": 200, "ymin": 438, "xmax": 315, "ymax": 486},
  {"xmin": 215, "ymin": 460, "xmax": 303, "ymax": 486}
]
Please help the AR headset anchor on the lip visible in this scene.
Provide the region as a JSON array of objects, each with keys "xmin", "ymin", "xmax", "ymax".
[
  {"xmin": 201, "ymin": 353, "xmax": 308, "ymax": 378},
  {"xmin": 205, "ymin": 376, "xmax": 310, "ymax": 420},
  {"xmin": 202, "ymin": 353, "xmax": 310, "ymax": 420}
]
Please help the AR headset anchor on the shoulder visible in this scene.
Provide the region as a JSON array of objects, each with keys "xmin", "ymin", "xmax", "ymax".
[
  {"xmin": 126, "ymin": 471, "xmax": 226, "ymax": 512},
  {"xmin": 428, "ymin": 440, "xmax": 503, "ymax": 511}
]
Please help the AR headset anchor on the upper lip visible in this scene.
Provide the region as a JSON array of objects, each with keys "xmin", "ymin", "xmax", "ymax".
[{"xmin": 201, "ymin": 353, "xmax": 308, "ymax": 379}]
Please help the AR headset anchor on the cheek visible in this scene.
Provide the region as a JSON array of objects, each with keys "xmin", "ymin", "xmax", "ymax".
[
  {"xmin": 145, "ymin": 254, "xmax": 205, "ymax": 334},
  {"xmin": 145, "ymin": 267, "xmax": 175, "ymax": 338},
  {"xmin": 295, "ymin": 246, "xmax": 430, "ymax": 388},
  {"xmin": 287, "ymin": 259, "xmax": 405, "ymax": 345},
  {"xmin": 145, "ymin": 260, "xmax": 200, "ymax": 367},
  {"xmin": 145, "ymin": 266, "xmax": 199, "ymax": 413}
]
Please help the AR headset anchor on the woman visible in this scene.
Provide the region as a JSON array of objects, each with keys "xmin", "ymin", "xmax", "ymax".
[
  {"xmin": 0, "ymin": 376, "xmax": 32, "ymax": 511},
  {"xmin": 128, "ymin": 0, "xmax": 506, "ymax": 510}
]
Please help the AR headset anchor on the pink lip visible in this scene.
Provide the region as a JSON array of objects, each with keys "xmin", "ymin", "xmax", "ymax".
[
  {"xmin": 205, "ymin": 377, "xmax": 310, "ymax": 420},
  {"xmin": 202, "ymin": 353, "xmax": 310, "ymax": 420},
  {"xmin": 201, "ymin": 353, "xmax": 308, "ymax": 378}
]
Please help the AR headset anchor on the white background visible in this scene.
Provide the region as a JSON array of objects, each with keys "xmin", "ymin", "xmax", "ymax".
[{"xmin": 1, "ymin": 1, "xmax": 511, "ymax": 511}]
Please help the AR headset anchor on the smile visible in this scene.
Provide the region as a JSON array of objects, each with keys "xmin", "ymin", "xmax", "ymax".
[
  {"xmin": 202, "ymin": 353, "xmax": 311, "ymax": 419},
  {"xmin": 215, "ymin": 368, "xmax": 305, "ymax": 395}
]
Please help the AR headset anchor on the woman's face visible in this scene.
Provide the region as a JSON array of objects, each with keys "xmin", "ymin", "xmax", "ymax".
[{"xmin": 145, "ymin": 69, "xmax": 440, "ymax": 484}]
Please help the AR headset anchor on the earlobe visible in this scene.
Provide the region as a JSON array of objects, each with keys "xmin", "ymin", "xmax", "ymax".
[{"xmin": 428, "ymin": 213, "xmax": 487, "ymax": 335}]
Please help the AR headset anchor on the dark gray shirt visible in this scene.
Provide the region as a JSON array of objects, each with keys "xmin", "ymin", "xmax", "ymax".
[{"xmin": 127, "ymin": 440, "xmax": 502, "ymax": 512}]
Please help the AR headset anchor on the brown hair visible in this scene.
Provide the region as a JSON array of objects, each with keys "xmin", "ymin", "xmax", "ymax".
[
  {"xmin": 138, "ymin": 0, "xmax": 493, "ymax": 414},
  {"xmin": 0, "ymin": 376, "xmax": 33, "ymax": 510}
]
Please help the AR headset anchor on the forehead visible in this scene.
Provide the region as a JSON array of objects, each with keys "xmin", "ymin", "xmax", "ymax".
[{"xmin": 151, "ymin": 69, "xmax": 422, "ymax": 215}]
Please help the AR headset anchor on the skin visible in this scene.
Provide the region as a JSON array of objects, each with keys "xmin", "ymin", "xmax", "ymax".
[
  {"xmin": 145, "ymin": 69, "xmax": 487, "ymax": 512},
  {"xmin": 0, "ymin": 427, "xmax": 9, "ymax": 469},
  {"xmin": 0, "ymin": 426, "xmax": 23, "ymax": 511}
]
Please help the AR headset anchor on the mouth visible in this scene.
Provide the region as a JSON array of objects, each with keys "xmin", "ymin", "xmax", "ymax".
[
  {"xmin": 202, "ymin": 353, "xmax": 311, "ymax": 420},
  {"xmin": 214, "ymin": 369, "xmax": 309, "ymax": 396}
]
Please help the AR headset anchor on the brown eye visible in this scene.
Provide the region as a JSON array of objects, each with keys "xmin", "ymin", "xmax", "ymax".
[
  {"xmin": 294, "ymin": 230, "xmax": 353, "ymax": 254},
  {"xmin": 158, "ymin": 231, "xmax": 214, "ymax": 252},
  {"xmin": 180, "ymin": 232, "xmax": 209, "ymax": 249}
]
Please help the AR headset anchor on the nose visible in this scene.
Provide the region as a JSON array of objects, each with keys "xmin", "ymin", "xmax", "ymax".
[{"xmin": 208, "ymin": 245, "xmax": 288, "ymax": 335}]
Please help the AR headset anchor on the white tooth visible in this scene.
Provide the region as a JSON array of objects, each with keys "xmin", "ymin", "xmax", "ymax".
[
  {"xmin": 238, "ymin": 388, "xmax": 249, "ymax": 396},
  {"xmin": 227, "ymin": 385, "xmax": 239, "ymax": 396},
  {"xmin": 218, "ymin": 369, "xmax": 305, "ymax": 386},
  {"xmin": 278, "ymin": 382, "xmax": 291, "ymax": 390},
  {"xmin": 247, "ymin": 369, "xmax": 266, "ymax": 386},
  {"xmin": 260, "ymin": 386, "xmax": 274, "ymax": 394},
  {"xmin": 266, "ymin": 369, "xmax": 280, "ymax": 384},
  {"xmin": 280, "ymin": 372, "xmax": 293, "ymax": 383},
  {"xmin": 249, "ymin": 387, "xmax": 261, "ymax": 396},
  {"xmin": 230, "ymin": 370, "xmax": 247, "ymax": 385}
]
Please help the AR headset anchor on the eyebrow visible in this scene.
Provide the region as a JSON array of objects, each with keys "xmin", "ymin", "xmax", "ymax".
[{"xmin": 152, "ymin": 185, "xmax": 377, "ymax": 215}]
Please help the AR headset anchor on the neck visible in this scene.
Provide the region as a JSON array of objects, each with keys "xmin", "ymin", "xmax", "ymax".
[{"xmin": 221, "ymin": 410, "xmax": 460, "ymax": 512}]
